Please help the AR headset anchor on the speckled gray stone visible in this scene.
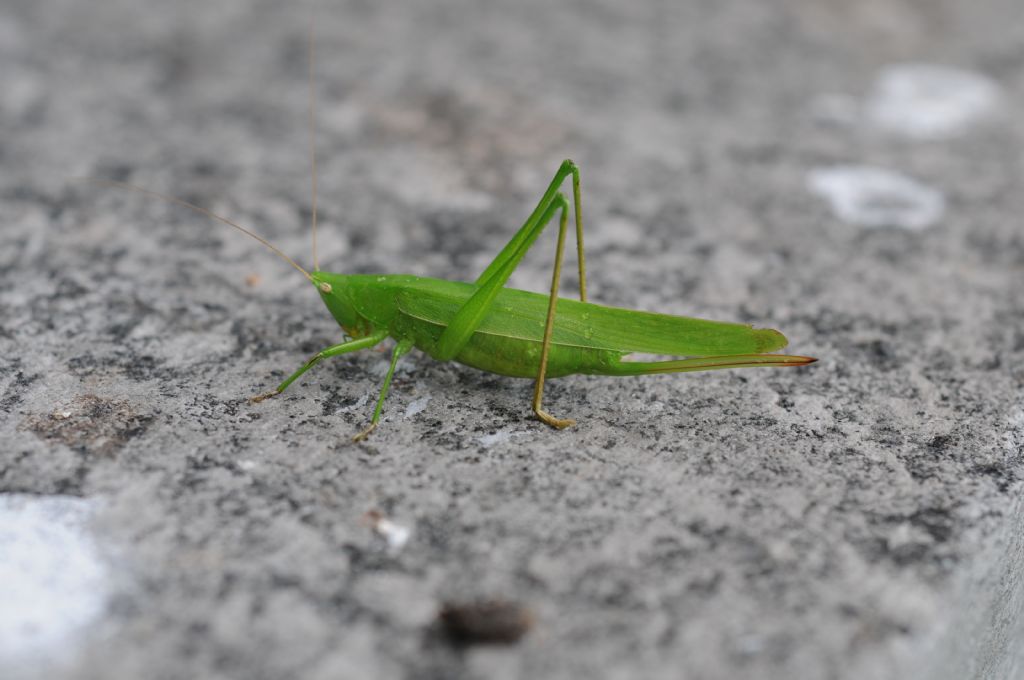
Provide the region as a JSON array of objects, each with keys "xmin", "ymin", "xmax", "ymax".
[{"xmin": 2, "ymin": 1, "xmax": 1023, "ymax": 679}]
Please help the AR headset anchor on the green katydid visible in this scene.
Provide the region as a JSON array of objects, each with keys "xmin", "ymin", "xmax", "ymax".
[
  {"xmin": 92, "ymin": 159, "xmax": 815, "ymax": 440},
  {"xmin": 88, "ymin": 34, "xmax": 815, "ymax": 442}
]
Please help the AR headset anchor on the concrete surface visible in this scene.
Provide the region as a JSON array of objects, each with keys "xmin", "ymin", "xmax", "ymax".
[{"xmin": 2, "ymin": 0, "xmax": 1023, "ymax": 678}]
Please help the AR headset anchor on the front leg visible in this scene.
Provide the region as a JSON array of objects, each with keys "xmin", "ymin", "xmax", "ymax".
[{"xmin": 250, "ymin": 330, "xmax": 388, "ymax": 403}]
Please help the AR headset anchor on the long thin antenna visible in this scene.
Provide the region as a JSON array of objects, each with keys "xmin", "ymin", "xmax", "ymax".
[
  {"xmin": 78, "ymin": 178, "xmax": 313, "ymax": 282},
  {"xmin": 308, "ymin": 23, "xmax": 320, "ymax": 272}
]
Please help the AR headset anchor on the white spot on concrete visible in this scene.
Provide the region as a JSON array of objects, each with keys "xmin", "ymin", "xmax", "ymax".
[
  {"xmin": 808, "ymin": 165, "xmax": 945, "ymax": 230},
  {"xmin": 477, "ymin": 428, "xmax": 529, "ymax": 449},
  {"xmin": 378, "ymin": 519, "xmax": 411, "ymax": 553},
  {"xmin": 404, "ymin": 395, "xmax": 432, "ymax": 419},
  {"xmin": 0, "ymin": 494, "xmax": 109, "ymax": 674},
  {"xmin": 865, "ymin": 64, "xmax": 1001, "ymax": 139},
  {"xmin": 364, "ymin": 511, "xmax": 412, "ymax": 554}
]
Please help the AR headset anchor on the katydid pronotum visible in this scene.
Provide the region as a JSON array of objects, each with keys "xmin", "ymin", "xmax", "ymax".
[{"xmin": 89, "ymin": 34, "xmax": 815, "ymax": 442}]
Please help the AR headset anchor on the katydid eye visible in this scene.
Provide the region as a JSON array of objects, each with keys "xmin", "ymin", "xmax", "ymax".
[{"xmin": 319, "ymin": 282, "xmax": 332, "ymax": 293}]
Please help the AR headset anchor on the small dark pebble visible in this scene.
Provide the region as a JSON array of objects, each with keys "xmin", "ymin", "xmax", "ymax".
[{"xmin": 439, "ymin": 600, "xmax": 533, "ymax": 644}]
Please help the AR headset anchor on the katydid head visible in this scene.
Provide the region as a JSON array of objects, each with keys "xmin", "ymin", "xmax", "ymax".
[{"xmin": 311, "ymin": 271, "xmax": 373, "ymax": 338}]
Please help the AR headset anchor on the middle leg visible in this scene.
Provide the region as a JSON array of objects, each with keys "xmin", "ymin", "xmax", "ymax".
[{"xmin": 352, "ymin": 337, "xmax": 414, "ymax": 442}]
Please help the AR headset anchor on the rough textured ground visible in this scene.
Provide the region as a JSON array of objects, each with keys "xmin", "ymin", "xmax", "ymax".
[{"xmin": 2, "ymin": 0, "xmax": 1023, "ymax": 678}]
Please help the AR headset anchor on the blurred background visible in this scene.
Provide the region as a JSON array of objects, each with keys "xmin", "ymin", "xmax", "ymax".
[{"xmin": 2, "ymin": 0, "xmax": 1023, "ymax": 679}]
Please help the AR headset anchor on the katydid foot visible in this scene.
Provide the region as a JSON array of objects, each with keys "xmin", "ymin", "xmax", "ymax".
[
  {"xmin": 534, "ymin": 409, "xmax": 575, "ymax": 429},
  {"xmin": 249, "ymin": 390, "xmax": 281, "ymax": 404},
  {"xmin": 352, "ymin": 422, "xmax": 378, "ymax": 442}
]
